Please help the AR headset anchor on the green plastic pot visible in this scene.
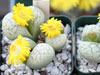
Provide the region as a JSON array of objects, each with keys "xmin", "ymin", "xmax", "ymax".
[
  {"xmin": 15, "ymin": 0, "xmax": 32, "ymax": 6},
  {"xmin": 0, "ymin": 15, "xmax": 73, "ymax": 75},
  {"xmin": 74, "ymin": 16, "xmax": 100, "ymax": 75},
  {"xmin": 50, "ymin": 15, "xmax": 73, "ymax": 75}
]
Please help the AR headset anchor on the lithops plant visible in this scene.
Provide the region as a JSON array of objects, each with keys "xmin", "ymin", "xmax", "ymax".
[
  {"xmin": 26, "ymin": 43, "xmax": 55, "ymax": 69},
  {"xmin": 78, "ymin": 41, "xmax": 100, "ymax": 63},
  {"xmin": 8, "ymin": 35, "xmax": 36, "ymax": 66},
  {"xmin": 40, "ymin": 18, "xmax": 67, "ymax": 51},
  {"xmin": 45, "ymin": 34, "xmax": 67, "ymax": 51},
  {"xmin": 2, "ymin": 3, "xmax": 45, "ymax": 41},
  {"xmin": 82, "ymin": 25, "xmax": 100, "ymax": 43}
]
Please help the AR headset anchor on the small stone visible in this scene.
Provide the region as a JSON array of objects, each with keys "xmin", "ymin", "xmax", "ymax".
[
  {"xmin": 64, "ymin": 70, "xmax": 68, "ymax": 73},
  {"xmin": 55, "ymin": 62, "xmax": 61, "ymax": 67},
  {"xmin": 15, "ymin": 71, "xmax": 18, "ymax": 75},
  {"xmin": 46, "ymin": 66, "xmax": 52, "ymax": 72},
  {"xmin": 97, "ymin": 64, "xmax": 100, "ymax": 72},
  {"xmin": 26, "ymin": 66, "xmax": 32, "ymax": 74},
  {"xmin": 65, "ymin": 24, "xmax": 70, "ymax": 34},
  {"xmin": 88, "ymin": 69, "xmax": 95, "ymax": 72},
  {"xmin": 88, "ymin": 62, "xmax": 97, "ymax": 70},
  {"xmin": 10, "ymin": 67, "xmax": 15, "ymax": 73},
  {"xmin": 67, "ymin": 45, "xmax": 71, "ymax": 50},
  {"xmin": 68, "ymin": 71, "xmax": 71, "ymax": 75},
  {"xmin": 80, "ymin": 68, "xmax": 89, "ymax": 73},
  {"xmin": 61, "ymin": 53, "xmax": 68, "ymax": 60},
  {"xmin": 0, "ymin": 64, "xmax": 8, "ymax": 71},
  {"xmin": 59, "ymin": 71, "xmax": 62, "ymax": 75},
  {"xmin": 59, "ymin": 64, "xmax": 65, "ymax": 72},
  {"xmin": 56, "ymin": 53, "xmax": 62, "ymax": 61},
  {"xmin": 1, "ymin": 54, "xmax": 6, "ymax": 58},
  {"xmin": 62, "ymin": 50, "xmax": 67, "ymax": 53},
  {"xmin": 4, "ymin": 70, "xmax": 9, "ymax": 75},
  {"xmin": 27, "ymin": 72, "xmax": 32, "ymax": 75},
  {"xmin": 23, "ymin": 71, "xmax": 27, "ymax": 74},
  {"xmin": 16, "ymin": 65, "xmax": 25, "ymax": 71},
  {"xmin": 78, "ymin": 27, "xmax": 84, "ymax": 31},
  {"xmin": 67, "ymin": 40, "xmax": 71, "ymax": 44},
  {"xmin": 51, "ymin": 67, "xmax": 59, "ymax": 75},
  {"xmin": 67, "ymin": 59, "xmax": 71, "ymax": 63},
  {"xmin": 68, "ymin": 66, "xmax": 72, "ymax": 71},
  {"xmin": 41, "ymin": 68, "xmax": 45, "ymax": 71},
  {"xmin": 96, "ymin": 22, "xmax": 100, "ymax": 26},
  {"xmin": 34, "ymin": 71, "xmax": 40, "ymax": 75},
  {"xmin": 1, "ymin": 72, "xmax": 4, "ymax": 75},
  {"xmin": 6, "ymin": 55, "xmax": 9, "ymax": 65},
  {"xmin": 53, "ymin": 57, "xmax": 57, "ymax": 62},
  {"xmin": 47, "ymin": 62, "xmax": 54, "ymax": 67},
  {"xmin": 18, "ymin": 71, "xmax": 23, "ymax": 75}
]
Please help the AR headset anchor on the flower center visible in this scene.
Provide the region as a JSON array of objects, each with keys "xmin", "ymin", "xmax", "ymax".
[
  {"xmin": 10, "ymin": 44, "xmax": 22, "ymax": 56},
  {"xmin": 48, "ymin": 25, "xmax": 56, "ymax": 30},
  {"xmin": 19, "ymin": 10, "xmax": 27, "ymax": 19}
]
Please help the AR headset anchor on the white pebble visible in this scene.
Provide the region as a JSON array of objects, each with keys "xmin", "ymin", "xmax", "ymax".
[
  {"xmin": 0, "ymin": 64, "xmax": 8, "ymax": 71},
  {"xmin": 67, "ymin": 59, "xmax": 71, "ymax": 63},
  {"xmin": 96, "ymin": 22, "xmax": 100, "ymax": 26},
  {"xmin": 18, "ymin": 71, "xmax": 23, "ymax": 75},
  {"xmin": 97, "ymin": 64, "xmax": 100, "ymax": 72},
  {"xmin": 67, "ymin": 45, "xmax": 71, "ymax": 50},
  {"xmin": 59, "ymin": 64, "xmax": 65, "ymax": 72},
  {"xmin": 46, "ymin": 66, "xmax": 52, "ymax": 72},
  {"xmin": 64, "ymin": 70, "xmax": 68, "ymax": 73},
  {"xmin": 88, "ymin": 69, "xmax": 95, "ymax": 72},
  {"xmin": 61, "ymin": 53, "xmax": 68, "ymax": 60},
  {"xmin": 88, "ymin": 62, "xmax": 97, "ymax": 70},
  {"xmin": 64, "ymin": 24, "xmax": 70, "ymax": 34},
  {"xmin": 34, "ymin": 71, "xmax": 40, "ymax": 75},
  {"xmin": 41, "ymin": 68, "xmax": 45, "ymax": 71},
  {"xmin": 47, "ymin": 62, "xmax": 54, "ymax": 67},
  {"xmin": 51, "ymin": 67, "xmax": 59, "ymax": 75},
  {"xmin": 55, "ymin": 62, "xmax": 61, "ymax": 67},
  {"xmin": 4, "ymin": 70, "xmax": 9, "ymax": 75},
  {"xmin": 1, "ymin": 54, "xmax": 6, "ymax": 58},
  {"xmin": 10, "ymin": 67, "xmax": 15, "ymax": 73},
  {"xmin": 59, "ymin": 71, "xmax": 62, "ymax": 75},
  {"xmin": 78, "ymin": 27, "xmax": 84, "ymax": 31},
  {"xmin": 80, "ymin": 68, "xmax": 89, "ymax": 73},
  {"xmin": 56, "ymin": 54, "xmax": 62, "ymax": 61},
  {"xmin": 1, "ymin": 72, "xmax": 4, "ymax": 75}
]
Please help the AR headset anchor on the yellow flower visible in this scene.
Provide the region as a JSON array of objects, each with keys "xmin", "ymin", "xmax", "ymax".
[
  {"xmin": 8, "ymin": 35, "xmax": 31, "ymax": 66},
  {"xmin": 13, "ymin": 3, "xmax": 34, "ymax": 26},
  {"xmin": 50, "ymin": 0, "xmax": 79, "ymax": 12},
  {"xmin": 40, "ymin": 18, "xmax": 63, "ymax": 38},
  {"xmin": 97, "ymin": 13, "xmax": 100, "ymax": 22},
  {"xmin": 78, "ymin": 0, "xmax": 100, "ymax": 11}
]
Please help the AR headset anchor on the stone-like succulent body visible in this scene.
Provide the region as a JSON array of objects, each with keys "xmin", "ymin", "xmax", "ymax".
[
  {"xmin": 45, "ymin": 34, "xmax": 67, "ymax": 51},
  {"xmin": 82, "ymin": 25, "xmax": 100, "ymax": 43},
  {"xmin": 26, "ymin": 43, "xmax": 55, "ymax": 69},
  {"xmin": 2, "ymin": 6, "xmax": 45, "ymax": 41},
  {"xmin": 79, "ymin": 41, "xmax": 100, "ymax": 63},
  {"xmin": 25, "ymin": 37, "xmax": 36, "ymax": 49}
]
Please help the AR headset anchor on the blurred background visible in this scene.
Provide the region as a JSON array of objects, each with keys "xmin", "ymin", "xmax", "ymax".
[{"xmin": 0, "ymin": 0, "xmax": 100, "ymax": 21}]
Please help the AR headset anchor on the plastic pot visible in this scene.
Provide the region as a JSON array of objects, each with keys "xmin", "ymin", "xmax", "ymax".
[
  {"xmin": 0, "ymin": 15, "xmax": 73, "ymax": 75},
  {"xmin": 74, "ymin": 16, "xmax": 100, "ymax": 75}
]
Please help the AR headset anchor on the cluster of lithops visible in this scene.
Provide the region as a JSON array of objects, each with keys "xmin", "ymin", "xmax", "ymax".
[
  {"xmin": 78, "ymin": 24, "xmax": 100, "ymax": 63},
  {"xmin": 1, "ymin": 3, "xmax": 67, "ymax": 70},
  {"xmin": 2, "ymin": 6, "xmax": 45, "ymax": 41}
]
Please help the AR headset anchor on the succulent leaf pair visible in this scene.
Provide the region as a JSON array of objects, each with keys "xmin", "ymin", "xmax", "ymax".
[{"xmin": 79, "ymin": 25, "xmax": 100, "ymax": 63}]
